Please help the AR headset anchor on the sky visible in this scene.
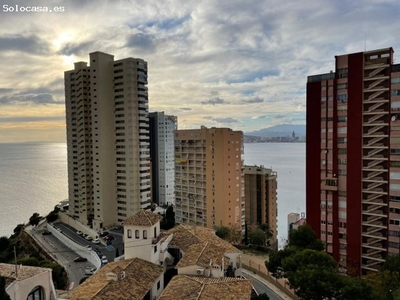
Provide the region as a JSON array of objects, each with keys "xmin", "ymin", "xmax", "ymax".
[{"xmin": 0, "ymin": 0, "xmax": 399, "ymax": 142}]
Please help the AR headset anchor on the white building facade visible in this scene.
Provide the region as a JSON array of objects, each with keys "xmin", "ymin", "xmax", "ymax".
[{"xmin": 149, "ymin": 112, "xmax": 177, "ymax": 206}]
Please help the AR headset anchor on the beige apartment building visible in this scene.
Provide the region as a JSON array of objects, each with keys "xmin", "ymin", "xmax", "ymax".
[
  {"xmin": 174, "ymin": 127, "xmax": 245, "ymax": 230},
  {"xmin": 244, "ymin": 165, "xmax": 278, "ymax": 247},
  {"xmin": 64, "ymin": 51, "xmax": 151, "ymax": 231}
]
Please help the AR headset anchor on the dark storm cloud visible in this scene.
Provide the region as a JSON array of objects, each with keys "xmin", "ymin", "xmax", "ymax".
[
  {"xmin": 0, "ymin": 35, "xmax": 48, "ymax": 54},
  {"xmin": 200, "ymin": 97, "xmax": 226, "ymax": 105},
  {"xmin": 0, "ymin": 93, "xmax": 63, "ymax": 105}
]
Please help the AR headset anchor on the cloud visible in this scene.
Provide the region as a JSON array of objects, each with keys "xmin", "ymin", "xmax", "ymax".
[
  {"xmin": 200, "ymin": 97, "xmax": 226, "ymax": 105},
  {"xmin": 205, "ymin": 116, "xmax": 239, "ymax": 124},
  {"xmin": 126, "ymin": 33, "xmax": 156, "ymax": 52},
  {"xmin": 0, "ymin": 93, "xmax": 63, "ymax": 105},
  {"xmin": 179, "ymin": 107, "xmax": 192, "ymax": 111},
  {"xmin": 0, "ymin": 35, "xmax": 49, "ymax": 54},
  {"xmin": 58, "ymin": 41, "xmax": 93, "ymax": 56},
  {"xmin": 241, "ymin": 96, "xmax": 264, "ymax": 104}
]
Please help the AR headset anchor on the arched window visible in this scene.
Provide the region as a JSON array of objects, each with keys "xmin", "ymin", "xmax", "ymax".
[
  {"xmin": 27, "ymin": 286, "xmax": 45, "ymax": 300},
  {"xmin": 135, "ymin": 230, "xmax": 139, "ymax": 239},
  {"xmin": 143, "ymin": 230, "xmax": 147, "ymax": 239},
  {"xmin": 127, "ymin": 229, "xmax": 132, "ymax": 238}
]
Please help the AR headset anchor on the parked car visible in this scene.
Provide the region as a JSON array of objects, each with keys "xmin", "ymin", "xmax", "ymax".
[
  {"xmin": 76, "ymin": 231, "xmax": 83, "ymax": 235},
  {"xmin": 74, "ymin": 257, "xmax": 88, "ymax": 262},
  {"xmin": 41, "ymin": 230, "xmax": 52, "ymax": 236},
  {"xmin": 101, "ymin": 255, "xmax": 108, "ymax": 264},
  {"xmin": 94, "ymin": 249, "xmax": 102, "ymax": 257},
  {"xmin": 85, "ymin": 245, "xmax": 93, "ymax": 251},
  {"xmin": 85, "ymin": 235, "xmax": 93, "ymax": 241},
  {"xmin": 99, "ymin": 231, "xmax": 109, "ymax": 237},
  {"xmin": 56, "ymin": 228, "xmax": 62, "ymax": 233},
  {"xmin": 106, "ymin": 239, "xmax": 113, "ymax": 245},
  {"xmin": 84, "ymin": 267, "xmax": 96, "ymax": 276},
  {"xmin": 92, "ymin": 238, "xmax": 100, "ymax": 244},
  {"xmin": 105, "ymin": 234, "xmax": 115, "ymax": 241}
]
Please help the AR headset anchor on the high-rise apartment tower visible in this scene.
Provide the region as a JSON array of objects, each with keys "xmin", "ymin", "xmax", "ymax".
[
  {"xmin": 307, "ymin": 47, "xmax": 400, "ymax": 275},
  {"xmin": 174, "ymin": 127, "xmax": 245, "ymax": 230},
  {"xmin": 64, "ymin": 51, "xmax": 151, "ymax": 231},
  {"xmin": 149, "ymin": 112, "xmax": 177, "ymax": 206},
  {"xmin": 244, "ymin": 165, "xmax": 278, "ymax": 248}
]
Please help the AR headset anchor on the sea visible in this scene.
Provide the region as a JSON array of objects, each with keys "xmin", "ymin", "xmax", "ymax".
[{"xmin": 0, "ymin": 142, "xmax": 305, "ymax": 244}]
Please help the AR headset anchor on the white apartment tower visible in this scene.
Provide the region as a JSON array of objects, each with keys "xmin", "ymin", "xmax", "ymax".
[
  {"xmin": 149, "ymin": 112, "xmax": 177, "ymax": 206},
  {"xmin": 64, "ymin": 51, "xmax": 151, "ymax": 231}
]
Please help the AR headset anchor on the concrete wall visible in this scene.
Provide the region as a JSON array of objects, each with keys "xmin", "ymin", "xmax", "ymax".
[
  {"xmin": 47, "ymin": 223, "xmax": 101, "ymax": 269},
  {"xmin": 58, "ymin": 212, "xmax": 98, "ymax": 239},
  {"xmin": 6, "ymin": 269, "xmax": 56, "ymax": 300}
]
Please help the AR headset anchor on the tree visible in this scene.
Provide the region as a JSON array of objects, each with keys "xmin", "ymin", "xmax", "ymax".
[
  {"xmin": 0, "ymin": 276, "xmax": 11, "ymax": 300},
  {"xmin": 248, "ymin": 228, "xmax": 266, "ymax": 246},
  {"xmin": 0, "ymin": 237, "xmax": 10, "ymax": 252},
  {"xmin": 338, "ymin": 276, "xmax": 377, "ymax": 300},
  {"xmin": 244, "ymin": 221, "xmax": 249, "ymax": 245},
  {"xmin": 29, "ymin": 213, "xmax": 41, "ymax": 227},
  {"xmin": 288, "ymin": 224, "xmax": 324, "ymax": 251},
  {"xmin": 258, "ymin": 223, "xmax": 273, "ymax": 241},
  {"xmin": 282, "ymin": 249, "xmax": 339, "ymax": 300},
  {"xmin": 226, "ymin": 225, "xmax": 242, "ymax": 244},
  {"xmin": 160, "ymin": 205, "xmax": 175, "ymax": 230},
  {"xmin": 265, "ymin": 247, "xmax": 296, "ymax": 273},
  {"xmin": 215, "ymin": 226, "xmax": 229, "ymax": 240},
  {"xmin": 251, "ymin": 293, "xmax": 270, "ymax": 300}
]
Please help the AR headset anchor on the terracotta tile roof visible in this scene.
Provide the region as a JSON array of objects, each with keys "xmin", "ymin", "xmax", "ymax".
[
  {"xmin": 68, "ymin": 258, "xmax": 163, "ymax": 300},
  {"xmin": 122, "ymin": 210, "xmax": 163, "ymax": 226},
  {"xmin": 166, "ymin": 225, "xmax": 240, "ymax": 254},
  {"xmin": 158, "ymin": 275, "xmax": 252, "ymax": 300},
  {"xmin": 0, "ymin": 263, "xmax": 50, "ymax": 285},
  {"xmin": 176, "ymin": 242, "xmax": 231, "ymax": 269}
]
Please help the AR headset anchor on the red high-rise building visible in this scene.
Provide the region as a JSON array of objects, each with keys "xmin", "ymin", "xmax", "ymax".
[{"xmin": 307, "ymin": 47, "xmax": 400, "ymax": 275}]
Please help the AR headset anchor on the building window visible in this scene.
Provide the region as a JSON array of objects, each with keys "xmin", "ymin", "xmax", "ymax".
[
  {"xmin": 154, "ymin": 245, "xmax": 157, "ymax": 253},
  {"xmin": 157, "ymin": 281, "xmax": 161, "ymax": 290},
  {"xmin": 127, "ymin": 229, "xmax": 132, "ymax": 239},
  {"xmin": 154, "ymin": 227, "xmax": 157, "ymax": 238},
  {"xmin": 135, "ymin": 230, "xmax": 139, "ymax": 239},
  {"xmin": 337, "ymin": 68, "xmax": 348, "ymax": 78},
  {"xmin": 338, "ymin": 116, "xmax": 347, "ymax": 122},
  {"xmin": 27, "ymin": 286, "xmax": 45, "ymax": 300},
  {"xmin": 392, "ymin": 90, "xmax": 400, "ymax": 96},
  {"xmin": 337, "ymin": 83, "xmax": 348, "ymax": 90},
  {"xmin": 143, "ymin": 230, "xmax": 147, "ymax": 239}
]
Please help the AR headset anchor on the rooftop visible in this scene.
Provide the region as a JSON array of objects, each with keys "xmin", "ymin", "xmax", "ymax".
[
  {"xmin": 165, "ymin": 225, "xmax": 240, "ymax": 254},
  {"xmin": 0, "ymin": 263, "xmax": 51, "ymax": 285},
  {"xmin": 122, "ymin": 210, "xmax": 163, "ymax": 227},
  {"xmin": 177, "ymin": 242, "xmax": 230, "ymax": 269},
  {"xmin": 68, "ymin": 258, "xmax": 163, "ymax": 300},
  {"xmin": 158, "ymin": 275, "xmax": 252, "ymax": 300}
]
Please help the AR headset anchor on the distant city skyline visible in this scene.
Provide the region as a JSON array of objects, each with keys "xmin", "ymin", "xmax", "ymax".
[{"xmin": 0, "ymin": 0, "xmax": 400, "ymax": 142}]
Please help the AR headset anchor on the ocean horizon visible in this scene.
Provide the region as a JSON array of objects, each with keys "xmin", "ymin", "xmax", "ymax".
[{"xmin": 0, "ymin": 142, "xmax": 305, "ymax": 244}]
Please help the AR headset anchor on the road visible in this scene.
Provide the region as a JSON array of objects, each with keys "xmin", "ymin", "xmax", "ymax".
[
  {"xmin": 29, "ymin": 223, "xmax": 96, "ymax": 290},
  {"xmin": 243, "ymin": 272, "xmax": 283, "ymax": 300},
  {"xmin": 54, "ymin": 223, "xmax": 124, "ymax": 264}
]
